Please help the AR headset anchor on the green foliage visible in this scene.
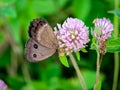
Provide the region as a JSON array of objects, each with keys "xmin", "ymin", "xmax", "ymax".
[
  {"xmin": 83, "ymin": 70, "xmax": 96, "ymax": 89},
  {"xmin": 21, "ymin": 70, "xmax": 104, "ymax": 90},
  {"xmin": 0, "ymin": 0, "xmax": 16, "ymax": 7},
  {"xmin": 107, "ymin": 37, "xmax": 120, "ymax": 52},
  {"xmin": 10, "ymin": 18, "xmax": 21, "ymax": 44},
  {"xmin": 108, "ymin": 9, "xmax": 120, "ymax": 18},
  {"xmin": 90, "ymin": 37, "xmax": 97, "ymax": 50},
  {"xmin": 6, "ymin": 76, "xmax": 26, "ymax": 90},
  {"xmin": 0, "ymin": 6, "xmax": 17, "ymax": 18},
  {"xmin": 90, "ymin": 37, "xmax": 120, "ymax": 52},
  {"xmin": 59, "ymin": 55, "xmax": 69, "ymax": 67},
  {"xmin": 81, "ymin": 48, "xmax": 88, "ymax": 53},
  {"xmin": 40, "ymin": 63, "xmax": 61, "ymax": 82},
  {"xmin": 0, "ymin": 47, "xmax": 11, "ymax": 67},
  {"xmin": 30, "ymin": 0, "xmax": 56, "ymax": 15},
  {"xmin": 72, "ymin": 0, "xmax": 91, "ymax": 20},
  {"xmin": 75, "ymin": 51, "xmax": 80, "ymax": 61}
]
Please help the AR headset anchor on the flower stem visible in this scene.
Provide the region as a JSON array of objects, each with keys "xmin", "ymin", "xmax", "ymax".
[
  {"xmin": 69, "ymin": 53, "xmax": 87, "ymax": 90},
  {"xmin": 94, "ymin": 51, "xmax": 103, "ymax": 90},
  {"xmin": 112, "ymin": 0, "xmax": 119, "ymax": 89}
]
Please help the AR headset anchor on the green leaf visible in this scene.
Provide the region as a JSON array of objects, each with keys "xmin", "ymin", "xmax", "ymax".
[
  {"xmin": 96, "ymin": 80, "xmax": 102, "ymax": 90},
  {"xmin": 81, "ymin": 48, "xmax": 88, "ymax": 53},
  {"xmin": 108, "ymin": 9, "xmax": 120, "ymax": 18},
  {"xmin": 59, "ymin": 55, "xmax": 69, "ymax": 67},
  {"xmin": 107, "ymin": 38, "xmax": 120, "ymax": 52},
  {"xmin": 92, "ymin": 37, "xmax": 97, "ymax": 43},
  {"xmin": 90, "ymin": 38, "xmax": 97, "ymax": 50},
  {"xmin": 75, "ymin": 51, "xmax": 80, "ymax": 61},
  {"xmin": 72, "ymin": 0, "xmax": 91, "ymax": 20}
]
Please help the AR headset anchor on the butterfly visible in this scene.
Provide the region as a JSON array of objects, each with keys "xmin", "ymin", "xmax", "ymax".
[{"xmin": 25, "ymin": 18, "xmax": 58, "ymax": 62}]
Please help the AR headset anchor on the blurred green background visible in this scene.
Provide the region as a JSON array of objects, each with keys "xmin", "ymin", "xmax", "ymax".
[{"xmin": 0, "ymin": 0, "xmax": 120, "ymax": 90}]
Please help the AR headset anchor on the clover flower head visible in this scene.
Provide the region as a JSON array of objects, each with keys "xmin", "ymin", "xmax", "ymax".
[
  {"xmin": 0, "ymin": 80, "xmax": 7, "ymax": 90},
  {"xmin": 93, "ymin": 18, "xmax": 114, "ymax": 41},
  {"xmin": 54, "ymin": 17, "xmax": 89, "ymax": 55}
]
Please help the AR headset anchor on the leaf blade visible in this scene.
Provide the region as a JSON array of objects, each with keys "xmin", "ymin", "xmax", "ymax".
[
  {"xmin": 107, "ymin": 37, "xmax": 120, "ymax": 52},
  {"xmin": 75, "ymin": 51, "xmax": 80, "ymax": 61},
  {"xmin": 59, "ymin": 55, "xmax": 69, "ymax": 67}
]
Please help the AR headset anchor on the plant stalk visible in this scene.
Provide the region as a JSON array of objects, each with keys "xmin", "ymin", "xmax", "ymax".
[
  {"xmin": 112, "ymin": 0, "xmax": 119, "ymax": 90},
  {"xmin": 94, "ymin": 50, "xmax": 101, "ymax": 90},
  {"xmin": 69, "ymin": 53, "xmax": 87, "ymax": 90}
]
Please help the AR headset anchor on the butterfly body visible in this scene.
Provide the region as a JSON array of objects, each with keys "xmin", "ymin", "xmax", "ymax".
[{"xmin": 25, "ymin": 18, "xmax": 58, "ymax": 62}]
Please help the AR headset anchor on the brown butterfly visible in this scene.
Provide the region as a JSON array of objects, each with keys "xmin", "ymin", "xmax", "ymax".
[{"xmin": 25, "ymin": 18, "xmax": 58, "ymax": 62}]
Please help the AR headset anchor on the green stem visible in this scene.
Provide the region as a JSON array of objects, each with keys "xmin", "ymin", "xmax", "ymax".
[
  {"xmin": 94, "ymin": 50, "xmax": 101, "ymax": 90},
  {"xmin": 113, "ymin": 53, "xmax": 119, "ymax": 90},
  {"xmin": 112, "ymin": 0, "xmax": 119, "ymax": 90},
  {"xmin": 99, "ymin": 54, "xmax": 103, "ymax": 67},
  {"xmin": 69, "ymin": 53, "xmax": 87, "ymax": 90}
]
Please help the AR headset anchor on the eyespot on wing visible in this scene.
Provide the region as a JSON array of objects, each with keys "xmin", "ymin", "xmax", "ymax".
[{"xmin": 25, "ymin": 38, "xmax": 56, "ymax": 62}]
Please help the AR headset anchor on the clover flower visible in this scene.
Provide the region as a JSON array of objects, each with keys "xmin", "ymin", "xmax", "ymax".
[
  {"xmin": 0, "ymin": 80, "xmax": 7, "ymax": 90},
  {"xmin": 93, "ymin": 18, "xmax": 114, "ymax": 54},
  {"xmin": 54, "ymin": 17, "xmax": 89, "ymax": 55},
  {"xmin": 93, "ymin": 18, "xmax": 114, "ymax": 41}
]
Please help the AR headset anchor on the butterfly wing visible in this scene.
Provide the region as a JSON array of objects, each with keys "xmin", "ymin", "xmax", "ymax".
[
  {"xmin": 28, "ymin": 18, "xmax": 58, "ymax": 49},
  {"xmin": 37, "ymin": 24, "xmax": 58, "ymax": 48},
  {"xmin": 25, "ymin": 38, "xmax": 56, "ymax": 62}
]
